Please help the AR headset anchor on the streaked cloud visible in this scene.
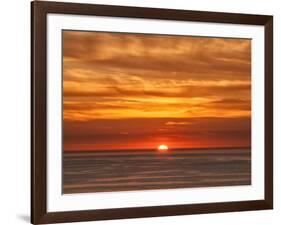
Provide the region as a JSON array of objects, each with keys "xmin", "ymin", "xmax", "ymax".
[{"xmin": 63, "ymin": 31, "xmax": 251, "ymax": 150}]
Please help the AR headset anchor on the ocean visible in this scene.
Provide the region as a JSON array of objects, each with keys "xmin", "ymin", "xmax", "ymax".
[{"xmin": 63, "ymin": 148, "xmax": 251, "ymax": 194}]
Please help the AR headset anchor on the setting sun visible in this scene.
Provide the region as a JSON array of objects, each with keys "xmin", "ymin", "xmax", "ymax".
[{"xmin": 158, "ymin": 144, "xmax": 169, "ymax": 151}]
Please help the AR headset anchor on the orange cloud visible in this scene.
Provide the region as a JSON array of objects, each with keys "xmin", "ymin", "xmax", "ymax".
[{"xmin": 63, "ymin": 31, "xmax": 251, "ymax": 150}]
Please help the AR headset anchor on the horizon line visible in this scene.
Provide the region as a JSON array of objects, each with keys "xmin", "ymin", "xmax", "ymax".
[{"xmin": 64, "ymin": 146, "xmax": 251, "ymax": 153}]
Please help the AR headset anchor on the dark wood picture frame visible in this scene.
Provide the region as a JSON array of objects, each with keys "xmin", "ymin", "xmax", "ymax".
[{"xmin": 31, "ymin": 1, "xmax": 273, "ymax": 224}]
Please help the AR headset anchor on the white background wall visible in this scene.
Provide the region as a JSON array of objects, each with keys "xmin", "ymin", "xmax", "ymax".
[{"xmin": 0, "ymin": 0, "xmax": 279, "ymax": 224}]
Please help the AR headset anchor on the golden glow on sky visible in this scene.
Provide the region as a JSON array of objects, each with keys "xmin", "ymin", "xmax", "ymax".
[{"xmin": 63, "ymin": 31, "xmax": 251, "ymax": 151}]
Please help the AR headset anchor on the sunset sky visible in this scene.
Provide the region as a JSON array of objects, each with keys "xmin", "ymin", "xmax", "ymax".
[{"xmin": 63, "ymin": 31, "xmax": 251, "ymax": 151}]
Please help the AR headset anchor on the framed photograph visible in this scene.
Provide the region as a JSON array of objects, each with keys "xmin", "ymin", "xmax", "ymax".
[{"xmin": 31, "ymin": 1, "xmax": 273, "ymax": 224}]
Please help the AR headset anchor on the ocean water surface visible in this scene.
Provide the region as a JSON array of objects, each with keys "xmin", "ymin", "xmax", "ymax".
[{"xmin": 63, "ymin": 148, "xmax": 251, "ymax": 194}]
